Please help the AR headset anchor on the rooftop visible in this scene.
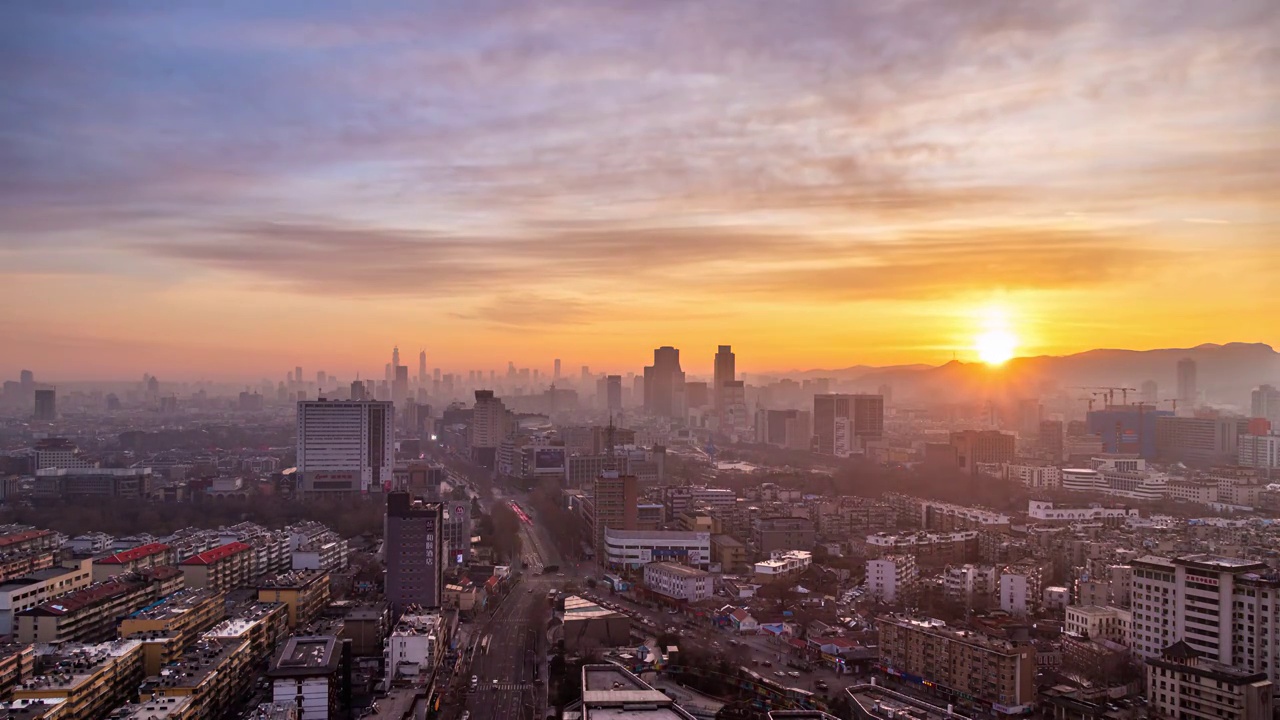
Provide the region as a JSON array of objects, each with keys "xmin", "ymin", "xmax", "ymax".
[
  {"xmin": 109, "ymin": 697, "xmax": 193, "ymax": 719},
  {"xmin": 645, "ymin": 562, "xmax": 708, "ymax": 578},
  {"xmin": 126, "ymin": 588, "xmax": 220, "ymax": 623},
  {"xmin": 257, "ymin": 570, "xmax": 327, "ymax": 589},
  {"xmin": 180, "ymin": 541, "xmax": 251, "ymax": 566},
  {"xmin": 846, "ymin": 683, "xmax": 961, "ymax": 720},
  {"xmin": 581, "ymin": 663, "xmax": 695, "ymax": 719},
  {"xmin": 268, "ymin": 635, "xmax": 340, "ymax": 677},
  {"xmin": 604, "ymin": 529, "xmax": 708, "ymax": 542},
  {"xmin": 19, "ymin": 640, "xmax": 142, "ymax": 691},
  {"xmin": 96, "ymin": 542, "xmax": 171, "ymax": 565},
  {"xmin": 564, "ymin": 596, "xmax": 625, "ymax": 621},
  {"xmin": 146, "ymin": 638, "xmax": 245, "ymax": 690},
  {"xmin": 0, "ymin": 565, "xmax": 84, "ymax": 591}
]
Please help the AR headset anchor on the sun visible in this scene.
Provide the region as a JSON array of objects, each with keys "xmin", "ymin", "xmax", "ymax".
[{"xmin": 972, "ymin": 305, "xmax": 1019, "ymax": 365}]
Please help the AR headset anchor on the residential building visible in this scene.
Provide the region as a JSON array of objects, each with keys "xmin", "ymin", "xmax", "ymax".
[
  {"xmin": 944, "ymin": 564, "xmax": 998, "ymax": 609},
  {"xmin": 1146, "ymin": 641, "xmax": 1270, "ymax": 720},
  {"xmin": 813, "ymin": 394, "xmax": 883, "ymax": 455},
  {"xmin": 1155, "ymin": 416, "xmax": 1249, "ymax": 465},
  {"xmin": 876, "ymin": 615, "xmax": 1037, "ymax": 712},
  {"xmin": 754, "ymin": 408, "xmax": 812, "ymax": 450},
  {"xmin": 1004, "ymin": 463, "xmax": 1061, "ymax": 490},
  {"xmin": 296, "ymin": 399, "xmax": 394, "ymax": 497},
  {"xmin": 867, "ymin": 554, "xmax": 918, "ymax": 604},
  {"xmin": 663, "ymin": 485, "xmax": 737, "ymax": 516},
  {"xmin": 711, "ymin": 535, "xmax": 748, "ymax": 572},
  {"xmin": 180, "ymin": 541, "xmax": 254, "ymax": 593},
  {"xmin": 384, "ymin": 492, "xmax": 443, "ymax": 612},
  {"xmin": 949, "ymin": 430, "xmax": 1015, "ymax": 475},
  {"xmin": 1251, "ymin": 384, "xmax": 1280, "ymax": 424},
  {"xmin": 11, "ymin": 640, "xmax": 144, "ymax": 720},
  {"xmin": 204, "ymin": 602, "xmax": 289, "ymax": 665},
  {"xmin": 643, "ymin": 346, "xmax": 686, "ymax": 420},
  {"xmin": 136, "ymin": 636, "xmax": 255, "ymax": 720},
  {"xmin": 92, "ymin": 542, "xmax": 174, "ymax": 582},
  {"xmin": 16, "ymin": 567, "xmax": 183, "ymax": 644},
  {"xmin": 469, "ymin": 390, "xmax": 508, "ymax": 465},
  {"xmin": 0, "ymin": 560, "xmax": 93, "ymax": 635},
  {"xmin": 643, "ymin": 562, "xmax": 714, "ymax": 603},
  {"xmin": 1026, "ymin": 501, "xmax": 1138, "ymax": 524},
  {"xmin": 752, "ymin": 516, "xmax": 816, "ymax": 555},
  {"xmin": 119, "ymin": 588, "xmax": 227, "ymax": 675},
  {"xmin": 603, "ymin": 529, "xmax": 710, "ymax": 571},
  {"xmin": 268, "ymin": 636, "xmax": 350, "ymax": 720},
  {"xmin": 999, "ymin": 564, "xmax": 1042, "ymax": 616},
  {"xmin": 590, "ymin": 470, "xmax": 638, "ymax": 564},
  {"xmin": 1238, "ymin": 434, "xmax": 1280, "ymax": 470},
  {"xmin": 32, "ymin": 467, "xmax": 153, "ymax": 499},
  {"xmin": 862, "ymin": 531, "xmax": 979, "ymax": 567},
  {"xmin": 753, "ymin": 550, "xmax": 812, "ymax": 584},
  {"xmin": 257, "ymin": 571, "xmax": 331, "ymax": 628}
]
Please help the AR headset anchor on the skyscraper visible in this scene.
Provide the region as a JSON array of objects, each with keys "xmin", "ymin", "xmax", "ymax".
[
  {"xmin": 384, "ymin": 492, "xmax": 442, "ymax": 613},
  {"xmin": 713, "ymin": 345, "xmax": 735, "ymax": 410},
  {"xmin": 813, "ymin": 393, "xmax": 884, "ymax": 455},
  {"xmin": 295, "ymin": 366, "xmax": 303, "ymax": 385},
  {"xmin": 1251, "ymin": 385, "xmax": 1280, "ymax": 424},
  {"xmin": 592, "ymin": 469, "xmax": 638, "ymax": 565},
  {"xmin": 418, "ymin": 350, "xmax": 427, "ymax": 384},
  {"xmin": 350, "ymin": 380, "xmax": 367, "ymax": 401},
  {"xmin": 392, "ymin": 345, "xmax": 400, "ymax": 369},
  {"xmin": 393, "ymin": 365, "xmax": 409, "ymax": 406},
  {"xmin": 1140, "ymin": 379, "xmax": 1159, "ymax": 405},
  {"xmin": 33, "ymin": 389, "xmax": 56, "ymax": 422},
  {"xmin": 1176, "ymin": 358, "xmax": 1197, "ymax": 408},
  {"xmin": 470, "ymin": 390, "xmax": 507, "ymax": 468},
  {"xmin": 605, "ymin": 375, "xmax": 623, "ymax": 412},
  {"xmin": 296, "ymin": 399, "xmax": 394, "ymax": 497},
  {"xmin": 554, "ymin": 358, "xmax": 561, "ymax": 381},
  {"xmin": 643, "ymin": 346, "xmax": 686, "ymax": 419}
]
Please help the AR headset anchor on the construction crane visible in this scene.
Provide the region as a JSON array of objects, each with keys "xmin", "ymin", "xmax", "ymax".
[
  {"xmin": 1159, "ymin": 398, "xmax": 1179, "ymax": 412},
  {"xmin": 1070, "ymin": 386, "xmax": 1139, "ymax": 407}
]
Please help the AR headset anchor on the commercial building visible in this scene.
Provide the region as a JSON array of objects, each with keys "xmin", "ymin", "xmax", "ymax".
[
  {"xmin": 867, "ymin": 555, "xmax": 918, "ymax": 604},
  {"xmin": 385, "ymin": 612, "xmax": 445, "ymax": 684},
  {"xmin": 579, "ymin": 663, "xmax": 697, "ymax": 719},
  {"xmin": 604, "ymin": 375, "xmax": 623, "ymax": 412},
  {"xmin": 603, "ymin": 529, "xmax": 710, "ymax": 571},
  {"xmin": 1004, "ymin": 463, "xmax": 1061, "ymax": 490},
  {"xmin": 1146, "ymin": 641, "xmax": 1270, "ymax": 720},
  {"xmin": 296, "ymin": 399, "xmax": 394, "ymax": 497},
  {"xmin": 92, "ymin": 542, "xmax": 174, "ymax": 582},
  {"xmin": 754, "ymin": 409, "xmax": 812, "ymax": 450},
  {"xmin": 257, "ymin": 571, "xmax": 332, "ymax": 628},
  {"xmin": 1130, "ymin": 553, "xmax": 1280, "ymax": 688},
  {"xmin": 1064, "ymin": 605, "xmax": 1130, "ymax": 645},
  {"xmin": 118, "ymin": 588, "xmax": 227, "ymax": 675},
  {"xmin": 268, "ymin": 636, "xmax": 351, "ymax": 720},
  {"xmin": 33, "ymin": 389, "xmax": 55, "ymax": 423},
  {"xmin": 180, "ymin": 541, "xmax": 254, "ymax": 593},
  {"xmin": 752, "ymin": 516, "xmax": 816, "ymax": 555},
  {"xmin": 1026, "ymin": 501, "xmax": 1138, "ymax": 524},
  {"xmin": 590, "ymin": 470, "xmax": 638, "ymax": 563},
  {"xmin": 643, "ymin": 346, "xmax": 686, "ymax": 420},
  {"xmin": 469, "ymin": 390, "xmax": 508, "ymax": 467},
  {"xmin": 663, "ymin": 485, "xmax": 737, "ymax": 516},
  {"xmin": 1239, "ymin": 434, "xmax": 1280, "ymax": 470},
  {"xmin": 384, "ymin": 492, "xmax": 443, "ymax": 612},
  {"xmin": 11, "ymin": 640, "xmax": 144, "ymax": 720},
  {"xmin": 814, "ymin": 394, "xmax": 883, "ymax": 455},
  {"xmin": 876, "ymin": 615, "xmax": 1036, "ymax": 712},
  {"xmin": 1085, "ymin": 406, "xmax": 1171, "ymax": 459},
  {"xmin": 32, "ymin": 439, "xmax": 93, "ymax": 471},
  {"xmin": 0, "ymin": 560, "xmax": 93, "ymax": 635},
  {"xmin": 948, "ymin": 431, "xmax": 1015, "ymax": 475},
  {"xmin": 753, "ymin": 550, "xmax": 812, "ymax": 584},
  {"xmin": 1252, "ymin": 384, "xmax": 1280, "ymax": 424},
  {"xmin": 16, "ymin": 567, "xmax": 183, "ymax": 644},
  {"xmin": 643, "ymin": 562, "xmax": 714, "ymax": 603},
  {"xmin": 32, "ymin": 467, "xmax": 153, "ymax": 499},
  {"xmin": 1155, "ymin": 416, "xmax": 1249, "ymax": 465}
]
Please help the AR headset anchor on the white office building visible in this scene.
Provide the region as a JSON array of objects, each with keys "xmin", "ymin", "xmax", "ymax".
[
  {"xmin": 1027, "ymin": 500, "xmax": 1139, "ymax": 523},
  {"xmin": 1131, "ymin": 554, "xmax": 1280, "ymax": 689},
  {"xmin": 296, "ymin": 400, "xmax": 394, "ymax": 496},
  {"xmin": 643, "ymin": 562, "xmax": 714, "ymax": 602},
  {"xmin": 1239, "ymin": 434, "xmax": 1280, "ymax": 469},
  {"xmin": 604, "ymin": 529, "xmax": 710, "ymax": 570}
]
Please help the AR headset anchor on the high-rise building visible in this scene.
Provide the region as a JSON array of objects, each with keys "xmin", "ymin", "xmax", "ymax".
[
  {"xmin": 392, "ymin": 365, "xmax": 409, "ymax": 406},
  {"xmin": 1140, "ymin": 379, "xmax": 1159, "ymax": 405},
  {"xmin": 605, "ymin": 375, "xmax": 622, "ymax": 412},
  {"xmin": 350, "ymin": 381, "xmax": 367, "ymax": 401},
  {"xmin": 554, "ymin": 359, "xmax": 561, "ymax": 381},
  {"xmin": 391, "ymin": 346, "xmax": 400, "ymax": 369},
  {"xmin": 1176, "ymin": 358, "xmax": 1198, "ymax": 408},
  {"xmin": 642, "ymin": 346, "xmax": 686, "ymax": 420},
  {"xmin": 296, "ymin": 400, "xmax": 394, "ymax": 497},
  {"xmin": 713, "ymin": 345, "xmax": 735, "ymax": 410},
  {"xmin": 719, "ymin": 380, "xmax": 748, "ymax": 435},
  {"xmin": 1252, "ymin": 384, "xmax": 1280, "ymax": 424},
  {"xmin": 384, "ymin": 492, "xmax": 442, "ymax": 613},
  {"xmin": 1130, "ymin": 554, "xmax": 1280, "ymax": 689},
  {"xmin": 1154, "ymin": 416, "xmax": 1249, "ymax": 465},
  {"xmin": 469, "ymin": 391, "xmax": 507, "ymax": 468},
  {"xmin": 591, "ymin": 469, "xmax": 638, "ymax": 564},
  {"xmin": 812, "ymin": 394, "xmax": 883, "ymax": 455},
  {"xmin": 295, "ymin": 367, "xmax": 303, "ymax": 385},
  {"xmin": 755, "ymin": 409, "xmax": 812, "ymax": 450},
  {"xmin": 33, "ymin": 389, "xmax": 56, "ymax": 422},
  {"xmin": 418, "ymin": 350, "xmax": 427, "ymax": 384},
  {"xmin": 949, "ymin": 430, "xmax": 1015, "ymax": 474},
  {"xmin": 1038, "ymin": 419, "xmax": 1064, "ymax": 462}
]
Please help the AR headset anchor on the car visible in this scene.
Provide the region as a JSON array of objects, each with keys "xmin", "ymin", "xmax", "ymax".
[
  {"xmin": 787, "ymin": 671, "xmax": 800, "ymax": 678},
  {"xmin": 667, "ymin": 609, "xmax": 678, "ymax": 614},
  {"xmin": 557, "ymin": 572, "xmax": 565, "ymax": 577},
  {"xmin": 528, "ymin": 587, "xmax": 534, "ymax": 593},
  {"xmin": 775, "ymin": 671, "xmax": 787, "ymax": 678},
  {"xmin": 761, "ymin": 660, "xmax": 772, "ymax": 667},
  {"xmin": 492, "ymin": 679, "xmax": 499, "ymax": 690},
  {"xmin": 471, "ymin": 675, "xmax": 478, "ymax": 685},
  {"xmin": 815, "ymin": 681, "xmax": 829, "ymax": 691}
]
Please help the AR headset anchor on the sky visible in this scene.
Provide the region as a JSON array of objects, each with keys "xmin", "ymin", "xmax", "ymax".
[{"xmin": 1, "ymin": 1, "xmax": 1277, "ymax": 381}]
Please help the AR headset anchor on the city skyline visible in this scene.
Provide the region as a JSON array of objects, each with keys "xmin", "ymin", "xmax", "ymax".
[{"xmin": 2, "ymin": 2, "xmax": 1278, "ymax": 379}]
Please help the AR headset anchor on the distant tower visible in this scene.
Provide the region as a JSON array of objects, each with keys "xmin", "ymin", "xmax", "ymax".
[
  {"xmin": 418, "ymin": 350, "xmax": 427, "ymax": 383},
  {"xmin": 33, "ymin": 388, "xmax": 56, "ymax": 422},
  {"xmin": 1140, "ymin": 380, "xmax": 1159, "ymax": 405},
  {"xmin": 392, "ymin": 345, "xmax": 400, "ymax": 368},
  {"xmin": 554, "ymin": 358, "xmax": 562, "ymax": 381},
  {"xmin": 1176, "ymin": 358, "xmax": 1197, "ymax": 408},
  {"xmin": 713, "ymin": 345, "xmax": 736, "ymax": 410}
]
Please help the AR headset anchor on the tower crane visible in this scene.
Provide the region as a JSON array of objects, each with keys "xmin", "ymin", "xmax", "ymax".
[{"xmin": 1070, "ymin": 386, "xmax": 1139, "ymax": 407}]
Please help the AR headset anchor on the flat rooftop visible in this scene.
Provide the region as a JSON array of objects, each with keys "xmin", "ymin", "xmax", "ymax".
[
  {"xmin": 846, "ymin": 684, "xmax": 963, "ymax": 720},
  {"xmin": 0, "ymin": 566, "xmax": 81, "ymax": 590},
  {"xmin": 110, "ymin": 696, "xmax": 193, "ymax": 719},
  {"xmin": 581, "ymin": 664, "xmax": 694, "ymax": 719},
  {"xmin": 268, "ymin": 635, "xmax": 340, "ymax": 677}
]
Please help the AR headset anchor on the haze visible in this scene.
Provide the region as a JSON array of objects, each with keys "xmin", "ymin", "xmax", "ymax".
[{"xmin": 2, "ymin": 1, "xmax": 1278, "ymax": 381}]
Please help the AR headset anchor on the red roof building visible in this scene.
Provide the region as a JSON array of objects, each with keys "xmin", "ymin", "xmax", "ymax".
[
  {"xmin": 91, "ymin": 543, "xmax": 175, "ymax": 582},
  {"xmin": 179, "ymin": 542, "xmax": 253, "ymax": 593}
]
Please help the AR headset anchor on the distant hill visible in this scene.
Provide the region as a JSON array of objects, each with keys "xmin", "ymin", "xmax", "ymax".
[{"xmin": 809, "ymin": 343, "xmax": 1280, "ymax": 409}]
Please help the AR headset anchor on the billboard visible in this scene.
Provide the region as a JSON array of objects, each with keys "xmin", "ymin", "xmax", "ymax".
[{"xmin": 533, "ymin": 447, "xmax": 566, "ymax": 472}]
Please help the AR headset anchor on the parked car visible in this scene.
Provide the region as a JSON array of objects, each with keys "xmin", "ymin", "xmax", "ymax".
[{"xmin": 787, "ymin": 671, "xmax": 800, "ymax": 678}]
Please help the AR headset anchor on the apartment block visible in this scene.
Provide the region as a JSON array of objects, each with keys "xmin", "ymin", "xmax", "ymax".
[
  {"xmin": 11, "ymin": 640, "xmax": 145, "ymax": 720},
  {"xmin": 944, "ymin": 564, "xmax": 998, "ymax": 609},
  {"xmin": 1064, "ymin": 605, "xmax": 1131, "ymax": 646},
  {"xmin": 753, "ymin": 550, "xmax": 812, "ymax": 584},
  {"xmin": 711, "ymin": 535, "xmax": 748, "ymax": 572},
  {"xmin": 257, "ymin": 571, "xmax": 332, "ymax": 628},
  {"xmin": 0, "ymin": 560, "xmax": 93, "ymax": 635},
  {"xmin": 862, "ymin": 531, "xmax": 980, "ymax": 568},
  {"xmin": 137, "ymin": 637, "xmax": 255, "ymax": 720},
  {"xmin": 867, "ymin": 554, "xmax": 919, "ymax": 604},
  {"xmin": 16, "ymin": 566, "xmax": 183, "ymax": 644},
  {"xmin": 0, "ymin": 643, "xmax": 35, "ymax": 700},
  {"xmin": 179, "ymin": 542, "xmax": 254, "ymax": 593},
  {"xmin": 204, "ymin": 602, "xmax": 290, "ymax": 664},
  {"xmin": 92, "ymin": 542, "xmax": 175, "ymax": 582},
  {"xmin": 877, "ymin": 615, "xmax": 1037, "ymax": 711},
  {"xmin": 118, "ymin": 588, "xmax": 227, "ymax": 675},
  {"xmin": 752, "ymin": 516, "xmax": 816, "ymax": 555}
]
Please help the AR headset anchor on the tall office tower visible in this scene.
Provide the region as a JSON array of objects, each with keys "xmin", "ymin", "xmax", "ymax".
[
  {"xmin": 441, "ymin": 501, "xmax": 471, "ymax": 568},
  {"xmin": 554, "ymin": 359, "xmax": 561, "ymax": 381},
  {"xmin": 418, "ymin": 350, "xmax": 427, "ymax": 384},
  {"xmin": 1252, "ymin": 384, "xmax": 1280, "ymax": 424},
  {"xmin": 812, "ymin": 393, "xmax": 884, "ymax": 455},
  {"xmin": 1176, "ymin": 358, "xmax": 1197, "ymax": 408},
  {"xmin": 1130, "ymin": 554, "xmax": 1280, "ymax": 688},
  {"xmin": 605, "ymin": 375, "xmax": 623, "ymax": 412},
  {"xmin": 642, "ymin": 346, "xmax": 686, "ymax": 420},
  {"xmin": 296, "ymin": 400, "xmax": 394, "ymax": 497},
  {"xmin": 877, "ymin": 383, "xmax": 893, "ymax": 405},
  {"xmin": 392, "ymin": 345, "xmax": 400, "ymax": 369},
  {"xmin": 1017, "ymin": 399, "xmax": 1042, "ymax": 437},
  {"xmin": 1038, "ymin": 419, "xmax": 1065, "ymax": 462},
  {"xmin": 393, "ymin": 365, "xmax": 409, "ymax": 406},
  {"xmin": 591, "ymin": 468, "xmax": 638, "ymax": 566},
  {"xmin": 469, "ymin": 391, "xmax": 507, "ymax": 468},
  {"xmin": 295, "ymin": 366, "xmax": 303, "ymax": 385},
  {"xmin": 349, "ymin": 381, "xmax": 366, "ymax": 401},
  {"xmin": 713, "ymin": 345, "xmax": 735, "ymax": 410},
  {"xmin": 1140, "ymin": 379, "xmax": 1159, "ymax": 405},
  {"xmin": 384, "ymin": 492, "xmax": 442, "ymax": 613},
  {"xmin": 33, "ymin": 389, "xmax": 56, "ymax": 422}
]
